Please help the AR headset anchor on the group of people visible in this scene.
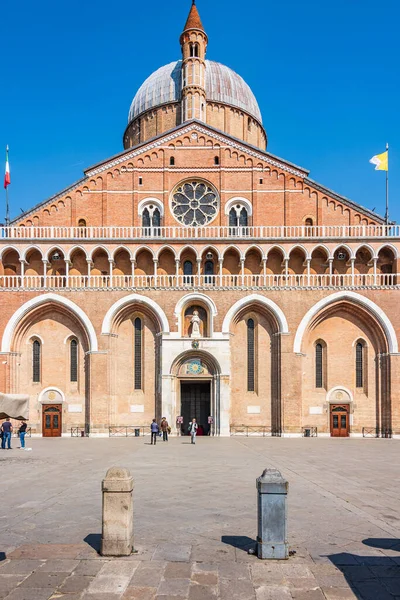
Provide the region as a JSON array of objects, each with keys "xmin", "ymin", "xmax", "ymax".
[
  {"xmin": 150, "ymin": 417, "xmax": 199, "ymax": 444},
  {"xmin": 0, "ymin": 418, "xmax": 28, "ymax": 450},
  {"xmin": 150, "ymin": 417, "xmax": 170, "ymax": 445}
]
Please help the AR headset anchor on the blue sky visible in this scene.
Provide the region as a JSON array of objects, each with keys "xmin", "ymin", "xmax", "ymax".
[{"xmin": 1, "ymin": 0, "xmax": 399, "ymax": 223}]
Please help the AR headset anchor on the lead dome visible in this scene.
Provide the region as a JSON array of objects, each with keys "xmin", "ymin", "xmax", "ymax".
[
  {"xmin": 123, "ymin": 2, "xmax": 267, "ymax": 150},
  {"xmin": 128, "ymin": 60, "xmax": 262, "ymax": 125}
]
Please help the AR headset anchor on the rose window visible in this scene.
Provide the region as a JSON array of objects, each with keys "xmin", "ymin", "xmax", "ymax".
[{"xmin": 171, "ymin": 181, "xmax": 219, "ymax": 226}]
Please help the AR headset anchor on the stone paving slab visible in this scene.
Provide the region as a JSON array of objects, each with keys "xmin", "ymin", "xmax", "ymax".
[
  {"xmin": 1, "ymin": 438, "xmax": 400, "ymax": 598},
  {"xmin": 0, "ymin": 549, "xmax": 398, "ymax": 598}
]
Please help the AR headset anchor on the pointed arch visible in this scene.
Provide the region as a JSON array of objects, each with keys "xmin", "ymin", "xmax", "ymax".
[
  {"xmin": 293, "ymin": 292, "xmax": 398, "ymax": 354},
  {"xmin": 101, "ymin": 293, "xmax": 169, "ymax": 334},
  {"xmin": 0, "ymin": 246, "xmax": 21, "ymax": 260},
  {"xmin": 113, "ymin": 245, "xmax": 133, "ymax": 260},
  {"xmin": 67, "ymin": 245, "xmax": 89, "ymax": 261},
  {"xmin": 222, "ymin": 294, "xmax": 289, "ymax": 334},
  {"xmin": 1, "ymin": 293, "xmax": 98, "ymax": 352}
]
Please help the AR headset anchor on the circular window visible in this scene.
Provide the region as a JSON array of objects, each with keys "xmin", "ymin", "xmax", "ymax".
[{"xmin": 171, "ymin": 181, "xmax": 219, "ymax": 226}]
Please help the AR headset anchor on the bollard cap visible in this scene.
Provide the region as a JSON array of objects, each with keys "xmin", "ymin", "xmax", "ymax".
[
  {"xmin": 102, "ymin": 466, "xmax": 134, "ymax": 492},
  {"xmin": 256, "ymin": 468, "xmax": 288, "ymax": 494}
]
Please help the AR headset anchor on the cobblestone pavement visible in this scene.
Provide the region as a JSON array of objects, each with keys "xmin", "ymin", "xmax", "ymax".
[{"xmin": 1, "ymin": 437, "xmax": 400, "ymax": 599}]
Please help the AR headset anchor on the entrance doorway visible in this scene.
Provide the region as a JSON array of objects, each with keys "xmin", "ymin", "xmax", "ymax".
[
  {"xmin": 180, "ymin": 381, "xmax": 211, "ymax": 435},
  {"xmin": 42, "ymin": 404, "xmax": 62, "ymax": 437},
  {"xmin": 330, "ymin": 404, "xmax": 349, "ymax": 437}
]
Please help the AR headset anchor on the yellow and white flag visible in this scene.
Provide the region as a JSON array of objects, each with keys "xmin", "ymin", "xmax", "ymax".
[{"xmin": 369, "ymin": 150, "xmax": 388, "ymax": 171}]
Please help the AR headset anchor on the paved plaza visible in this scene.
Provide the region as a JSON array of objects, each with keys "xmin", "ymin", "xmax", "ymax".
[{"xmin": 0, "ymin": 436, "xmax": 399, "ymax": 599}]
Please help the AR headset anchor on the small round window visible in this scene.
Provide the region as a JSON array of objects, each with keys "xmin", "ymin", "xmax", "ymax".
[{"xmin": 171, "ymin": 181, "xmax": 219, "ymax": 226}]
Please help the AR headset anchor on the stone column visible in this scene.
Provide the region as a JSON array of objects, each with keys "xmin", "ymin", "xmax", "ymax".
[
  {"xmin": 240, "ymin": 257, "xmax": 245, "ymax": 286},
  {"xmin": 19, "ymin": 259, "xmax": 25, "ymax": 288},
  {"xmin": 87, "ymin": 259, "xmax": 92, "ymax": 288},
  {"xmin": 256, "ymin": 468, "xmax": 289, "ymax": 560},
  {"xmin": 305, "ymin": 257, "xmax": 311, "ymax": 287},
  {"xmin": 42, "ymin": 259, "xmax": 48, "ymax": 288},
  {"xmin": 197, "ymin": 258, "xmax": 202, "ymax": 287},
  {"xmin": 350, "ymin": 257, "xmax": 355, "ymax": 287},
  {"xmin": 262, "ymin": 257, "xmax": 267, "ymax": 286},
  {"xmin": 153, "ymin": 258, "xmax": 158, "ymax": 287},
  {"xmin": 108, "ymin": 258, "xmax": 114, "ymax": 288},
  {"xmin": 372, "ymin": 256, "xmax": 378, "ymax": 286},
  {"xmin": 101, "ymin": 467, "xmax": 134, "ymax": 556},
  {"xmin": 218, "ymin": 257, "xmax": 223, "ymax": 287},
  {"xmin": 131, "ymin": 259, "xmax": 136, "ymax": 288},
  {"xmin": 175, "ymin": 258, "xmax": 180, "ymax": 286},
  {"xmin": 65, "ymin": 259, "xmax": 70, "ymax": 288}
]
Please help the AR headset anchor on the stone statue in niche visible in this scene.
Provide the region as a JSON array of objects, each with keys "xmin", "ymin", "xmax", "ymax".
[{"xmin": 190, "ymin": 310, "xmax": 202, "ymax": 338}]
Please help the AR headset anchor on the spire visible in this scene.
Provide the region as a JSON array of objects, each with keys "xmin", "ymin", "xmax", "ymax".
[{"xmin": 183, "ymin": 0, "xmax": 205, "ymax": 32}]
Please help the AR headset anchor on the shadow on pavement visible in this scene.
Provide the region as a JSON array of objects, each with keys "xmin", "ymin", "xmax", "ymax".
[
  {"xmin": 328, "ymin": 546, "xmax": 400, "ymax": 600},
  {"xmin": 84, "ymin": 533, "xmax": 101, "ymax": 553},
  {"xmin": 221, "ymin": 535, "xmax": 256, "ymax": 553},
  {"xmin": 363, "ymin": 538, "xmax": 400, "ymax": 551}
]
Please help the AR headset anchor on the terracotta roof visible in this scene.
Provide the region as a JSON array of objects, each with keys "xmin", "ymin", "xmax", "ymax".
[{"xmin": 183, "ymin": 1, "xmax": 204, "ymax": 32}]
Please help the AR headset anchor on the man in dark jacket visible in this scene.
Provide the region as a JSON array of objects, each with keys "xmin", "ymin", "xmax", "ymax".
[
  {"xmin": 160, "ymin": 417, "xmax": 169, "ymax": 442},
  {"xmin": 150, "ymin": 419, "xmax": 159, "ymax": 445},
  {"xmin": 1, "ymin": 418, "xmax": 13, "ymax": 450}
]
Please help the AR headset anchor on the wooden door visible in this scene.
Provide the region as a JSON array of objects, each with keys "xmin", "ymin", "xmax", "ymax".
[
  {"xmin": 330, "ymin": 405, "xmax": 349, "ymax": 437},
  {"xmin": 42, "ymin": 404, "xmax": 62, "ymax": 437}
]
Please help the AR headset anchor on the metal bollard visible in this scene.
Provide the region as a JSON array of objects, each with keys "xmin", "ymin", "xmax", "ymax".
[
  {"xmin": 256, "ymin": 468, "xmax": 289, "ymax": 560},
  {"xmin": 101, "ymin": 467, "xmax": 134, "ymax": 556}
]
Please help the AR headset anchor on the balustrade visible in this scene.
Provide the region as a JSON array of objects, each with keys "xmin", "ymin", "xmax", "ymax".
[
  {"xmin": 0, "ymin": 272, "xmax": 397, "ymax": 290},
  {"xmin": 1, "ymin": 224, "xmax": 399, "ymax": 241}
]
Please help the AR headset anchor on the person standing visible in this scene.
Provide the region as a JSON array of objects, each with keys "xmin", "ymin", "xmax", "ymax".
[
  {"xmin": 188, "ymin": 418, "xmax": 198, "ymax": 444},
  {"xmin": 160, "ymin": 417, "xmax": 169, "ymax": 442},
  {"xmin": 1, "ymin": 418, "xmax": 13, "ymax": 450},
  {"xmin": 18, "ymin": 420, "xmax": 28, "ymax": 450},
  {"xmin": 150, "ymin": 419, "xmax": 159, "ymax": 445}
]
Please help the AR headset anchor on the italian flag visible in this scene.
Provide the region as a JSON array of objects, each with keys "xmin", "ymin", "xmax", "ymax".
[{"xmin": 4, "ymin": 146, "xmax": 10, "ymax": 189}]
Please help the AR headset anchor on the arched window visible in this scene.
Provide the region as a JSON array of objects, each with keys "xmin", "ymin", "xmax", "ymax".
[
  {"xmin": 170, "ymin": 157, "xmax": 175, "ymax": 166},
  {"xmin": 229, "ymin": 207, "xmax": 237, "ymax": 228},
  {"xmin": 190, "ymin": 43, "xmax": 199, "ymax": 57},
  {"xmin": 183, "ymin": 260, "xmax": 193, "ymax": 284},
  {"xmin": 70, "ymin": 339, "xmax": 78, "ymax": 382},
  {"xmin": 247, "ymin": 319, "xmax": 255, "ymax": 392},
  {"xmin": 315, "ymin": 343, "xmax": 323, "ymax": 388},
  {"xmin": 78, "ymin": 218, "xmax": 86, "ymax": 227},
  {"xmin": 134, "ymin": 317, "xmax": 142, "ymax": 390},
  {"xmin": 229, "ymin": 205, "xmax": 248, "ymax": 233},
  {"xmin": 33, "ymin": 340, "xmax": 41, "ymax": 383},
  {"xmin": 356, "ymin": 342, "xmax": 364, "ymax": 388},
  {"xmin": 142, "ymin": 208, "xmax": 151, "ymax": 229},
  {"xmin": 239, "ymin": 207, "xmax": 248, "ymax": 227},
  {"xmin": 142, "ymin": 205, "xmax": 161, "ymax": 236},
  {"xmin": 305, "ymin": 218, "xmax": 313, "ymax": 227},
  {"xmin": 204, "ymin": 260, "xmax": 214, "ymax": 285}
]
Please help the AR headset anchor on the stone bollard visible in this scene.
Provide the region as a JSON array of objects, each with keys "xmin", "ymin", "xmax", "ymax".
[
  {"xmin": 256, "ymin": 468, "xmax": 288, "ymax": 560},
  {"xmin": 101, "ymin": 467, "xmax": 134, "ymax": 556}
]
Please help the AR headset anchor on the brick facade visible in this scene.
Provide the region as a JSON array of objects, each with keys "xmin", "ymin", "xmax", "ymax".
[{"xmin": 0, "ymin": 3, "xmax": 398, "ymax": 437}]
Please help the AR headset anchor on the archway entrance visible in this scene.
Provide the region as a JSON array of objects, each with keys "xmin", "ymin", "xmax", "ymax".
[
  {"xmin": 180, "ymin": 381, "xmax": 211, "ymax": 436},
  {"xmin": 170, "ymin": 351, "xmax": 221, "ymax": 435}
]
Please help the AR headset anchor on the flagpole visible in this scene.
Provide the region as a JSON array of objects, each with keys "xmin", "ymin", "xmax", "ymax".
[
  {"xmin": 5, "ymin": 186, "xmax": 10, "ymax": 227},
  {"xmin": 385, "ymin": 142, "xmax": 389, "ymax": 227}
]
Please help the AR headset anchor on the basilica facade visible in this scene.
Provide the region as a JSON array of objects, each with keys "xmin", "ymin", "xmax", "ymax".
[{"xmin": 0, "ymin": 2, "xmax": 399, "ymax": 437}]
